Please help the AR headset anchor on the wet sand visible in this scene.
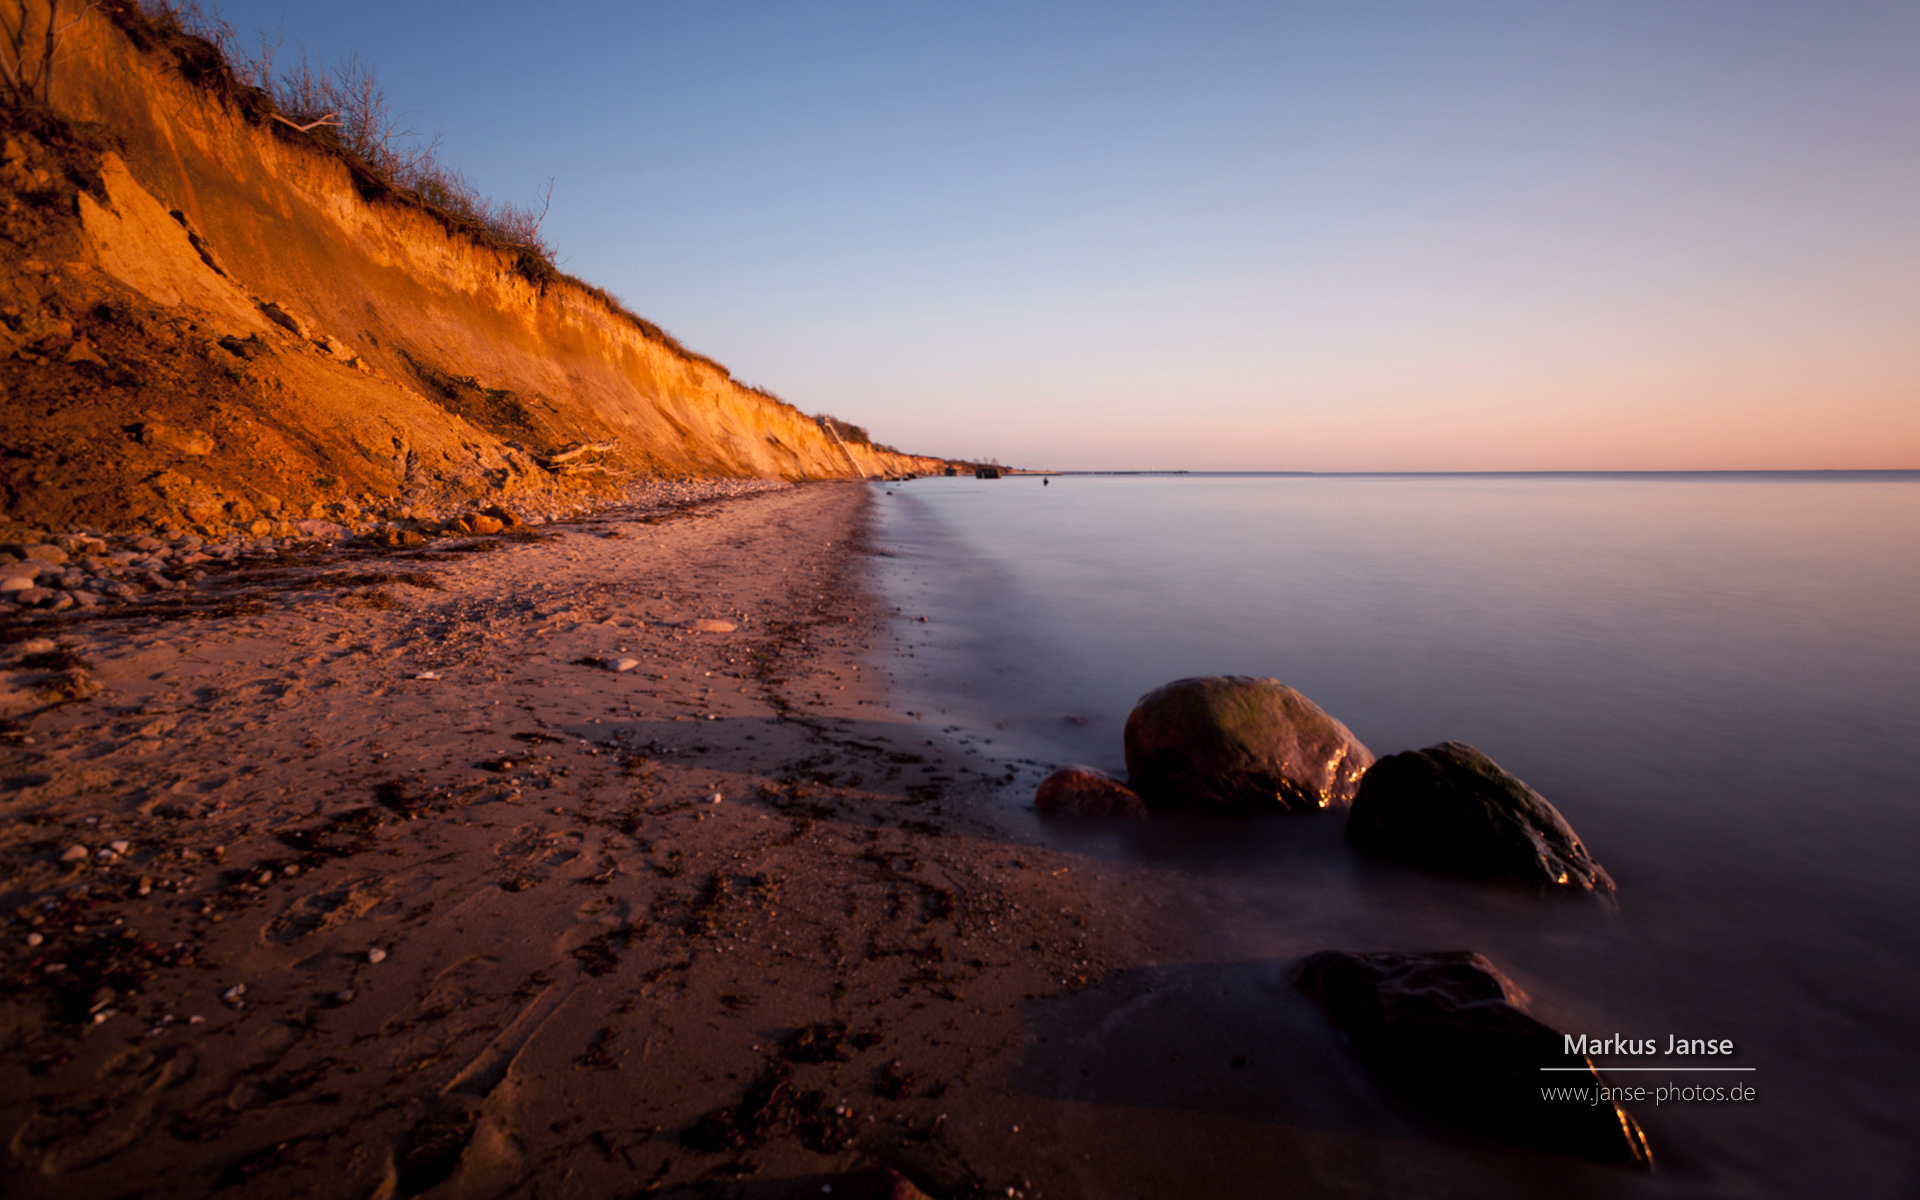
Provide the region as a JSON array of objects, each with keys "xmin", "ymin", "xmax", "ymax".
[{"xmin": 0, "ymin": 482, "xmax": 1155, "ymax": 1199}]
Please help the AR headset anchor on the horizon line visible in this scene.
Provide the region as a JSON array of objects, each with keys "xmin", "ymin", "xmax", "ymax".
[{"xmin": 975, "ymin": 468, "xmax": 1920, "ymax": 478}]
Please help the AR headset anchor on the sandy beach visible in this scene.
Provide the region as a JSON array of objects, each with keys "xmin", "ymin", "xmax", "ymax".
[{"xmin": 0, "ymin": 481, "xmax": 1151, "ymax": 1200}]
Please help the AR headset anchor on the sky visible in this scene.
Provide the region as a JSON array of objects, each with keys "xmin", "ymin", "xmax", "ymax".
[{"xmin": 200, "ymin": 1, "xmax": 1918, "ymax": 470}]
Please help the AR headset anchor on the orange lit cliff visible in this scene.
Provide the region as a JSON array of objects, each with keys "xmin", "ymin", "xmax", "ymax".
[{"xmin": 0, "ymin": 3, "xmax": 949, "ymax": 536}]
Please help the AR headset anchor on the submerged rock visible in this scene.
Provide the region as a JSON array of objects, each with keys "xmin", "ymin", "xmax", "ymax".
[
  {"xmin": 1292, "ymin": 949, "xmax": 1652, "ymax": 1166},
  {"xmin": 1348, "ymin": 742, "xmax": 1613, "ymax": 894},
  {"xmin": 1122, "ymin": 675, "xmax": 1373, "ymax": 813},
  {"xmin": 1033, "ymin": 766, "xmax": 1148, "ymax": 818}
]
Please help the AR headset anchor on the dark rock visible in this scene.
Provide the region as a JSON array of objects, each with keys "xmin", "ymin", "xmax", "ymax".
[
  {"xmin": 1349, "ymin": 742, "xmax": 1613, "ymax": 894},
  {"xmin": 1123, "ymin": 675, "xmax": 1373, "ymax": 813},
  {"xmin": 1033, "ymin": 766, "xmax": 1148, "ymax": 818},
  {"xmin": 1292, "ymin": 950, "xmax": 1651, "ymax": 1166}
]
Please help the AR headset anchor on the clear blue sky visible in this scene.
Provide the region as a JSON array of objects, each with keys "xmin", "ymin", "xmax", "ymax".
[{"xmin": 201, "ymin": 1, "xmax": 1918, "ymax": 470}]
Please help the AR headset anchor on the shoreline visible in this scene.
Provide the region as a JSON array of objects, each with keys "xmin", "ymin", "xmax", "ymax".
[{"xmin": 0, "ymin": 480, "xmax": 1145, "ymax": 1199}]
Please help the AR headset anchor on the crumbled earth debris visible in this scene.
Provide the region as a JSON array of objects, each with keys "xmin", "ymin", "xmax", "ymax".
[{"xmin": 0, "ymin": 482, "xmax": 1141, "ymax": 1200}]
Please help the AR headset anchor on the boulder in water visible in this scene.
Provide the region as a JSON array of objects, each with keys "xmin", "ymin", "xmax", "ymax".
[
  {"xmin": 1033, "ymin": 766, "xmax": 1148, "ymax": 818},
  {"xmin": 1348, "ymin": 741, "xmax": 1613, "ymax": 894},
  {"xmin": 1122, "ymin": 675, "xmax": 1373, "ymax": 813},
  {"xmin": 1292, "ymin": 949, "xmax": 1651, "ymax": 1166}
]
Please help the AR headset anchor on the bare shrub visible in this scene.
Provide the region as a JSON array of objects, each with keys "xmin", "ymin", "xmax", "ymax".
[{"xmin": 132, "ymin": 2, "xmax": 555, "ymax": 270}]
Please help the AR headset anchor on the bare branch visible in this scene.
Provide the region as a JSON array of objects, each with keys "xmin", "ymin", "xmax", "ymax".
[
  {"xmin": 271, "ymin": 111, "xmax": 342, "ymax": 133},
  {"xmin": 531, "ymin": 176, "xmax": 554, "ymax": 235}
]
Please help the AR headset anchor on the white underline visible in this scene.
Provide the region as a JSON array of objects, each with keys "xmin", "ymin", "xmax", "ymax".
[{"xmin": 1541, "ymin": 1067, "xmax": 1757, "ymax": 1072}]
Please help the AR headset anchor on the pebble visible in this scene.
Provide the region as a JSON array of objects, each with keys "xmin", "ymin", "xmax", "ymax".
[
  {"xmin": 109, "ymin": 840, "xmax": 130, "ymax": 855},
  {"xmin": 366, "ymin": 947, "xmax": 388, "ymax": 964},
  {"xmin": 689, "ymin": 618, "xmax": 737, "ymax": 633},
  {"xmin": 59, "ymin": 844, "xmax": 88, "ymax": 862},
  {"xmin": 611, "ymin": 657, "xmax": 641, "ymax": 672},
  {"xmin": 710, "ymin": 792, "xmax": 724, "ymax": 804},
  {"xmin": 334, "ymin": 988, "xmax": 356, "ymax": 1004},
  {"xmin": 220, "ymin": 984, "xmax": 246, "ymax": 1005},
  {"xmin": 25, "ymin": 932, "xmax": 42, "ymax": 947}
]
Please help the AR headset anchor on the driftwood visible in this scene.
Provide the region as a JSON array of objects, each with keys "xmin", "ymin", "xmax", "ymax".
[{"xmin": 537, "ymin": 441, "xmax": 617, "ymax": 470}]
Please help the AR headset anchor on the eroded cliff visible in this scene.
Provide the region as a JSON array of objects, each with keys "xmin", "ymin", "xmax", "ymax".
[{"xmin": 0, "ymin": 2, "xmax": 949, "ymax": 538}]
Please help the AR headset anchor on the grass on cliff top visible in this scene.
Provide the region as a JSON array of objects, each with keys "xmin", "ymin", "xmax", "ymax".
[{"xmin": 103, "ymin": 0, "xmax": 781, "ymax": 403}]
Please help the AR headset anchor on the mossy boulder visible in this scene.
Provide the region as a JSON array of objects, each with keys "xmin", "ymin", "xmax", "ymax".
[
  {"xmin": 1348, "ymin": 741, "xmax": 1614, "ymax": 894},
  {"xmin": 1122, "ymin": 676, "xmax": 1374, "ymax": 813}
]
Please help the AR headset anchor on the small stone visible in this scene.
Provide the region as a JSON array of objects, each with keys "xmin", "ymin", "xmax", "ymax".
[
  {"xmin": 334, "ymin": 988, "xmax": 355, "ymax": 1004},
  {"xmin": 137, "ymin": 423, "xmax": 215, "ymax": 456},
  {"xmin": 710, "ymin": 792, "xmax": 723, "ymax": 804},
  {"xmin": 2, "ymin": 543, "xmax": 67, "ymax": 565},
  {"xmin": 18, "ymin": 638, "xmax": 54, "ymax": 654},
  {"xmin": 220, "ymin": 984, "xmax": 246, "ymax": 1004},
  {"xmin": 109, "ymin": 840, "xmax": 131, "ymax": 855},
  {"xmin": 16, "ymin": 587, "xmax": 55, "ymax": 605},
  {"xmin": 59, "ymin": 844, "xmax": 88, "ymax": 863},
  {"xmin": 25, "ymin": 932, "xmax": 42, "ymax": 947},
  {"xmin": 689, "ymin": 619, "xmax": 737, "ymax": 633},
  {"xmin": 64, "ymin": 339, "xmax": 108, "ymax": 367},
  {"xmin": 414, "ymin": 671, "xmax": 441, "ymax": 681},
  {"xmin": 259, "ymin": 300, "xmax": 307, "ymax": 337},
  {"xmin": 611, "ymin": 658, "xmax": 641, "ymax": 673},
  {"xmin": 366, "ymin": 947, "xmax": 388, "ymax": 964},
  {"xmin": 1034, "ymin": 766, "xmax": 1149, "ymax": 818}
]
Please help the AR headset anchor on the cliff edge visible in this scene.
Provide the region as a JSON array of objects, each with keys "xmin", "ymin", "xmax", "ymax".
[{"xmin": 0, "ymin": 2, "xmax": 949, "ymax": 538}]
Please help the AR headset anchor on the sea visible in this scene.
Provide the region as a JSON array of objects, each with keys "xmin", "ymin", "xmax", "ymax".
[{"xmin": 868, "ymin": 471, "xmax": 1920, "ymax": 1199}]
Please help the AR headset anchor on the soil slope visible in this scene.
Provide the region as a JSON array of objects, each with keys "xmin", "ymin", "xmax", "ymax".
[{"xmin": 0, "ymin": 3, "xmax": 949, "ymax": 539}]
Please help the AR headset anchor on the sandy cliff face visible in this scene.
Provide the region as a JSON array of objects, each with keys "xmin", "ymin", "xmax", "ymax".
[{"xmin": 0, "ymin": 3, "xmax": 947, "ymax": 536}]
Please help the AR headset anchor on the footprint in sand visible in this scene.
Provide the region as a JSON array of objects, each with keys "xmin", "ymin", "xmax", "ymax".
[{"xmin": 392, "ymin": 985, "xmax": 569, "ymax": 1195}]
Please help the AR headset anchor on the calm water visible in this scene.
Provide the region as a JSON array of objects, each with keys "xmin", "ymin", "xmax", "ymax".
[{"xmin": 869, "ymin": 473, "xmax": 1920, "ymax": 1198}]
